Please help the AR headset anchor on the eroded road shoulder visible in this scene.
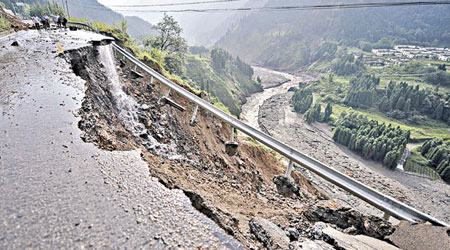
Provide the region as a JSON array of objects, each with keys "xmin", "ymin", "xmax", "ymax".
[{"xmin": 0, "ymin": 30, "xmax": 241, "ymax": 249}]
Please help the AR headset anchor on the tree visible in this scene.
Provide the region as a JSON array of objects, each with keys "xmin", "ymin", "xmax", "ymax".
[
  {"xmin": 120, "ymin": 20, "xmax": 128, "ymax": 35},
  {"xmin": 323, "ymin": 103, "xmax": 332, "ymax": 122},
  {"xmin": 256, "ymin": 76, "xmax": 262, "ymax": 84},
  {"xmin": 146, "ymin": 14, "xmax": 187, "ymax": 54}
]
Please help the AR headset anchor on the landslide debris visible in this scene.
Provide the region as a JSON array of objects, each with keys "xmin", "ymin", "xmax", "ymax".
[
  {"xmin": 64, "ymin": 44, "xmax": 404, "ymax": 249},
  {"xmin": 0, "ymin": 7, "xmax": 28, "ymax": 32}
]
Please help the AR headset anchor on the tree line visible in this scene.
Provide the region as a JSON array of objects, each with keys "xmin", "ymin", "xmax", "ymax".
[
  {"xmin": 344, "ymin": 74, "xmax": 450, "ymax": 125},
  {"xmin": 331, "ymin": 53, "xmax": 365, "ymax": 76},
  {"xmin": 292, "ymin": 86, "xmax": 332, "ymax": 123},
  {"xmin": 419, "ymin": 139, "xmax": 450, "ymax": 182},
  {"xmin": 333, "ymin": 111, "xmax": 410, "ymax": 168}
]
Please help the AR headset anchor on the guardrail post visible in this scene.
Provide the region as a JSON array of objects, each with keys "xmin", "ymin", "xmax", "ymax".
[
  {"xmin": 225, "ymin": 126, "xmax": 239, "ymax": 156},
  {"xmin": 286, "ymin": 159, "xmax": 294, "ymax": 179},
  {"xmin": 109, "ymin": 43, "xmax": 450, "ymax": 227},
  {"xmin": 231, "ymin": 126, "xmax": 235, "ymax": 142},
  {"xmin": 383, "ymin": 212, "xmax": 390, "ymax": 220},
  {"xmin": 190, "ymin": 105, "xmax": 199, "ymax": 126}
]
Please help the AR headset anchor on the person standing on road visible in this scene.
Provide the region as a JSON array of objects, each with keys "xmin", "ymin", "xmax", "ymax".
[
  {"xmin": 39, "ymin": 13, "xmax": 46, "ymax": 29},
  {"xmin": 44, "ymin": 14, "xmax": 50, "ymax": 29},
  {"xmin": 32, "ymin": 15, "xmax": 40, "ymax": 30},
  {"xmin": 55, "ymin": 14, "xmax": 61, "ymax": 28},
  {"xmin": 61, "ymin": 15, "xmax": 68, "ymax": 29}
]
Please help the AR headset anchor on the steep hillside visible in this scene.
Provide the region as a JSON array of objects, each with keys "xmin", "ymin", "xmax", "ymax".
[
  {"xmin": 183, "ymin": 48, "xmax": 262, "ymax": 116},
  {"xmin": 217, "ymin": 0, "xmax": 450, "ymax": 71},
  {"xmin": 64, "ymin": 0, "xmax": 155, "ymax": 39}
]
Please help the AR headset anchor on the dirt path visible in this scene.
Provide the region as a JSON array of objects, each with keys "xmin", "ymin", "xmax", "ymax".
[{"xmin": 0, "ymin": 30, "xmax": 241, "ymax": 249}]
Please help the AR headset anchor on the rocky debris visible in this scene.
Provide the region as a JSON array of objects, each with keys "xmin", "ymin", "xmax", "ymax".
[
  {"xmin": 0, "ymin": 8, "xmax": 29, "ymax": 31},
  {"xmin": 308, "ymin": 222, "xmax": 400, "ymax": 250},
  {"xmin": 387, "ymin": 221, "xmax": 450, "ymax": 250},
  {"xmin": 257, "ymin": 89, "xmax": 450, "ymax": 224},
  {"xmin": 249, "ymin": 217, "xmax": 290, "ymax": 250},
  {"xmin": 273, "ymin": 175, "xmax": 299, "ymax": 197},
  {"xmin": 303, "ymin": 203, "xmax": 394, "ymax": 239},
  {"xmin": 294, "ymin": 238, "xmax": 335, "ymax": 249},
  {"xmin": 183, "ymin": 191, "xmax": 240, "ymax": 237},
  {"xmin": 225, "ymin": 141, "xmax": 239, "ymax": 156}
]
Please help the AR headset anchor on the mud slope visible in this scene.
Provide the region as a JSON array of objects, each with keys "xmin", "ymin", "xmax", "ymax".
[{"xmin": 69, "ymin": 43, "xmax": 410, "ymax": 249}]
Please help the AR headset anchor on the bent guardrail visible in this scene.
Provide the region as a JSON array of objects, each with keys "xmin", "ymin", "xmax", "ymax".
[
  {"xmin": 67, "ymin": 22, "xmax": 96, "ymax": 32},
  {"xmin": 111, "ymin": 42, "xmax": 449, "ymax": 228}
]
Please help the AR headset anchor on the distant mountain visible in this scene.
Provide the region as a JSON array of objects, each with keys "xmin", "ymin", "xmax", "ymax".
[
  {"xmin": 216, "ymin": 0, "xmax": 450, "ymax": 71},
  {"xmin": 96, "ymin": 0, "xmax": 268, "ymax": 45},
  {"xmin": 64, "ymin": 0, "xmax": 155, "ymax": 39}
]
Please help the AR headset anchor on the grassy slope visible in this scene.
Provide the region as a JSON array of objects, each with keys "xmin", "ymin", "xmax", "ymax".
[
  {"xmin": 306, "ymin": 53, "xmax": 450, "ymax": 141},
  {"xmin": 404, "ymin": 146, "xmax": 441, "ymax": 180},
  {"xmin": 183, "ymin": 54, "xmax": 261, "ymax": 116},
  {"xmin": 331, "ymin": 104, "xmax": 450, "ymax": 141}
]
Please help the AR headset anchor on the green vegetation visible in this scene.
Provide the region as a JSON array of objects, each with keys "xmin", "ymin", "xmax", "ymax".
[
  {"xmin": 424, "ymin": 71, "xmax": 450, "ymax": 87},
  {"xmin": 28, "ymin": 2, "xmax": 64, "ymax": 16},
  {"xmin": 331, "ymin": 105, "xmax": 450, "ymax": 141},
  {"xmin": 333, "ymin": 111, "xmax": 410, "ymax": 168},
  {"xmin": 344, "ymin": 74, "xmax": 450, "ymax": 125},
  {"xmin": 404, "ymin": 147, "xmax": 441, "ymax": 181},
  {"xmin": 145, "ymin": 14, "xmax": 187, "ymax": 54},
  {"xmin": 292, "ymin": 87, "xmax": 313, "ymax": 114},
  {"xmin": 0, "ymin": 15, "xmax": 9, "ymax": 32},
  {"xmin": 69, "ymin": 14, "xmax": 257, "ymax": 116},
  {"xmin": 331, "ymin": 53, "xmax": 365, "ymax": 76},
  {"xmin": 416, "ymin": 140, "xmax": 450, "ymax": 182},
  {"xmin": 183, "ymin": 49, "xmax": 261, "ymax": 115},
  {"xmin": 219, "ymin": 0, "xmax": 450, "ymax": 72}
]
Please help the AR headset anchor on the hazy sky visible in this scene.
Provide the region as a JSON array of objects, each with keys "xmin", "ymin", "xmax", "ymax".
[
  {"xmin": 97, "ymin": 0, "xmax": 250, "ymax": 24},
  {"xmin": 97, "ymin": 0, "xmax": 256, "ymax": 44}
]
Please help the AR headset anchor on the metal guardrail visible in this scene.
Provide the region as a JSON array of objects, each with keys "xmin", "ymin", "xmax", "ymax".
[
  {"xmin": 111, "ymin": 43, "xmax": 449, "ymax": 228},
  {"xmin": 67, "ymin": 22, "xmax": 96, "ymax": 32}
]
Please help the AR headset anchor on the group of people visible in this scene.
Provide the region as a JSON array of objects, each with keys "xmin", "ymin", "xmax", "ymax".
[{"xmin": 32, "ymin": 14, "xmax": 67, "ymax": 30}]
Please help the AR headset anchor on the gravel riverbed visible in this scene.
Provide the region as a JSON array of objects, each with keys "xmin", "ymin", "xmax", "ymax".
[{"xmin": 241, "ymin": 67, "xmax": 450, "ymax": 225}]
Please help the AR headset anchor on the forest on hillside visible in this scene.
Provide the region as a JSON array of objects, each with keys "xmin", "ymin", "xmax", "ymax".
[
  {"xmin": 344, "ymin": 74, "xmax": 450, "ymax": 125},
  {"xmin": 217, "ymin": 0, "xmax": 450, "ymax": 71},
  {"xmin": 183, "ymin": 47, "xmax": 261, "ymax": 115}
]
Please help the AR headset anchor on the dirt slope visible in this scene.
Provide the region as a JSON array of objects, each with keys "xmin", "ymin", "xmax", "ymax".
[{"xmin": 0, "ymin": 7, "xmax": 28, "ymax": 32}]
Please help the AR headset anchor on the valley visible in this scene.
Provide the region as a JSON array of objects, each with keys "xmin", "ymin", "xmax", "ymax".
[{"xmin": 241, "ymin": 66, "xmax": 450, "ymax": 224}]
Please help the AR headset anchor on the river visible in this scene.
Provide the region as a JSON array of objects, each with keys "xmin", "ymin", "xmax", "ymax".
[
  {"xmin": 241, "ymin": 66, "xmax": 315, "ymax": 130},
  {"xmin": 241, "ymin": 66, "xmax": 450, "ymax": 224}
]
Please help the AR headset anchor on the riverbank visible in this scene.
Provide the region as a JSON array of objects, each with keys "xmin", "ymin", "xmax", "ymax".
[{"xmin": 240, "ymin": 67, "xmax": 450, "ymax": 224}]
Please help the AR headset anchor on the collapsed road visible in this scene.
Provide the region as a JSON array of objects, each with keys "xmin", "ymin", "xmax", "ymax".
[
  {"xmin": 1, "ymin": 28, "xmax": 449, "ymax": 250},
  {"xmin": 0, "ymin": 30, "xmax": 241, "ymax": 249}
]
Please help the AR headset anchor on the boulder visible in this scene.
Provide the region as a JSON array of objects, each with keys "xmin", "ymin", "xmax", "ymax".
[
  {"xmin": 249, "ymin": 217, "xmax": 290, "ymax": 250},
  {"xmin": 273, "ymin": 175, "xmax": 299, "ymax": 197},
  {"xmin": 308, "ymin": 222, "xmax": 400, "ymax": 250},
  {"xmin": 304, "ymin": 203, "xmax": 394, "ymax": 239},
  {"xmin": 387, "ymin": 221, "xmax": 450, "ymax": 250}
]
